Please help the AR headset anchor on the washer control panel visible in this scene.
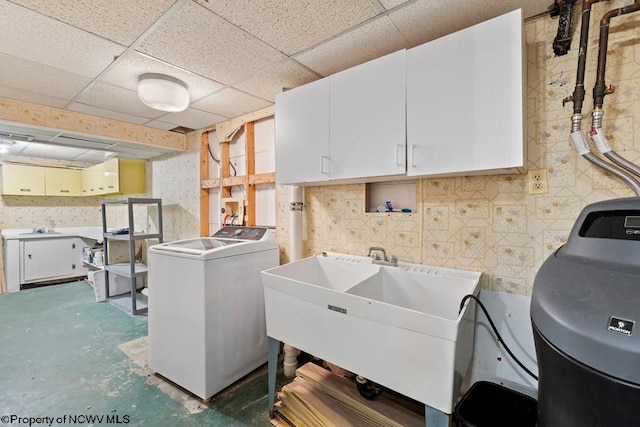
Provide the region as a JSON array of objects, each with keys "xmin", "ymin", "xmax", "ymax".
[{"xmin": 212, "ymin": 226, "xmax": 269, "ymax": 241}]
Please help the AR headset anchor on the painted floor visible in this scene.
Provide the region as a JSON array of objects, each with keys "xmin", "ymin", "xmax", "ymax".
[{"xmin": 0, "ymin": 281, "xmax": 286, "ymax": 426}]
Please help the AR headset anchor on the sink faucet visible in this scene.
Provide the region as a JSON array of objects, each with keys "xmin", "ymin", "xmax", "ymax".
[{"xmin": 367, "ymin": 247, "xmax": 398, "ymax": 267}]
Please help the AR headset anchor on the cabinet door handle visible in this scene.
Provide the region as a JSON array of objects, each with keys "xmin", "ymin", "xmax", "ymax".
[
  {"xmin": 320, "ymin": 156, "xmax": 330, "ymax": 176},
  {"xmin": 20, "ymin": 188, "xmax": 31, "ymax": 192},
  {"xmin": 410, "ymin": 145, "xmax": 417, "ymax": 168},
  {"xmin": 395, "ymin": 144, "xmax": 406, "ymax": 167},
  {"xmin": 60, "ymin": 189, "xmax": 70, "ymax": 193}
]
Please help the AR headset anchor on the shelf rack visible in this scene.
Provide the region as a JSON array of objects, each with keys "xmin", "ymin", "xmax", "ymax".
[{"xmin": 100, "ymin": 197, "xmax": 163, "ymax": 315}]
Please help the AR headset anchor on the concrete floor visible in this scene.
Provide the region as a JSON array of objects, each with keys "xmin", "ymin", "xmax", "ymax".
[{"xmin": 0, "ymin": 281, "xmax": 284, "ymax": 426}]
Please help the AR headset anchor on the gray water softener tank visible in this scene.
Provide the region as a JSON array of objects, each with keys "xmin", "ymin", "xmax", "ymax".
[{"xmin": 531, "ymin": 198, "xmax": 640, "ymax": 426}]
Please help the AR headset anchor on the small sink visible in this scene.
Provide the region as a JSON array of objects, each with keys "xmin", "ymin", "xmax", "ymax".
[
  {"xmin": 345, "ymin": 267, "xmax": 473, "ymax": 320},
  {"xmin": 19, "ymin": 231, "xmax": 61, "ymax": 235},
  {"xmin": 263, "ymin": 254, "xmax": 378, "ymax": 292}
]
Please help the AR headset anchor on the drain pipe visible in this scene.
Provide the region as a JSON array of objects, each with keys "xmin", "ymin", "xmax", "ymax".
[
  {"xmin": 283, "ymin": 186, "xmax": 304, "ymax": 378},
  {"xmin": 590, "ymin": 2, "xmax": 640, "ymax": 179},
  {"xmin": 564, "ymin": 0, "xmax": 640, "ymax": 196},
  {"xmin": 553, "ymin": 0, "xmax": 578, "ymax": 56}
]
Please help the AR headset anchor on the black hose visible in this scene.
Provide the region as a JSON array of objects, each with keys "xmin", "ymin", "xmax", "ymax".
[{"xmin": 459, "ymin": 294, "xmax": 538, "ymax": 381}]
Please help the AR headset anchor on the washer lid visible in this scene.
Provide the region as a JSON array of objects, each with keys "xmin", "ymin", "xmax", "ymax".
[{"xmin": 164, "ymin": 238, "xmax": 241, "ymax": 251}]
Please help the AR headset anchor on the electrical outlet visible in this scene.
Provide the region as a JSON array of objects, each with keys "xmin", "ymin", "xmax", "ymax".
[{"xmin": 528, "ymin": 168, "xmax": 548, "ymax": 194}]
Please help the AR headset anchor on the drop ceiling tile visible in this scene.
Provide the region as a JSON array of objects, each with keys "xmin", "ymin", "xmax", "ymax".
[
  {"xmin": 142, "ymin": 120, "xmax": 180, "ymax": 131},
  {"xmin": 388, "ymin": 0, "xmax": 536, "ymax": 47},
  {"xmin": 160, "ymin": 108, "xmax": 227, "ymax": 131},
  {"xmin": 233, "ymin": 59, "xmax": 320, "ymax": 102},
  {"xmin": 0, "ymin": 84, "xmax": 69, "ymax": 109},
  {"xmin": 0, "ymin": 54, "xmax": 92, "ymax": 102},
  {"xmin": 379, "ymin": 0, "xmax": 412, "ymax": 10},
  {"xmin": 138, "ymin": 1, "xmax": 286, "ymax": 85},
  {"xmin": 68, "ymin": 103, "xmax": 150, "ymax": 125},
  {"xmin": 191, "ymin": 88, "xmax": 272, "ymax": 119},
  {"xmin": 98, "ymin": 51, "xmax": 225, "ymax": 103},
  {"xmin": 10, "ymin": 0, "xmax": 175, "ymax": 46},
  {"xmin": 21, "ymin": 141, "xmax": 89, "ymax": 159},
  {"xmin": 0, "ymin": 1, "xmax": 125, "ymax": 78},
  {"xmin": 294, "ymin": 16, "xmax": 409, "ymax": 77},
  {"xmin": 194, "ymin": 0, "xmax": 381, "ymax": 56},
  {"xmin": 75, "ymin": 82, "xmax": 166, "ymax": 120}
]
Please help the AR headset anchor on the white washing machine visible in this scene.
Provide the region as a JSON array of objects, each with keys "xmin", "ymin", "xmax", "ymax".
[{"xmin": 147, "ymin": 226, "xmax": 279, "ymax": 400}]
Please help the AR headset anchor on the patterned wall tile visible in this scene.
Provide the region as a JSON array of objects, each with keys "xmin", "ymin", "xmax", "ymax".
[
  {"xmin": 497, "ymin": 245, "xmax": 535, "ymax": 267},
  {"xmin": 424, "ymin": 206, "xmax": 449, "ymax": 230},
  {"xmin": 425, "ymin": 241, "xmax": 455, "ymax": 260},
  {"xmin": 455, "ymin": 200, "xmax": 490, "ymax": 219},
  {"xmin": 493, "ymin": 205, "xmax": 527, "ymax": 234},
  {"xmin": 547, "ymin": 151, "xmax": 576, "ymax": 187},
  {"xmin": 535, "ymin": 197, "xmax": 581, "ymax": 220},
  {"xmin": 460, "ymin": 176, "xmax": 486, "ymax": 192},
  {"xmin": 497, "ymin": 175, "xmax": 527, "ymax": 193},
  {"xmin": 460, "ymin": 228, "xmax": 486, "ymax": 259},
  {"xmin": 423, "ymin": 178, "xmax": 455, "ymax": 196}
]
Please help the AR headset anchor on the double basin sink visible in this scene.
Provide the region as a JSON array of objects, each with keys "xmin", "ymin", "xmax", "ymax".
[{"xmin": 261, "ymin": 252, "xmax": 481, "ymax": 415}]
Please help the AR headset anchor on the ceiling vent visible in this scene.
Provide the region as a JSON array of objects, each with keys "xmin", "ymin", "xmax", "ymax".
[
  {"xmin": 0, "ymin": 131, "xmax": 34, "ymax": 142},
  {"xmin": 169, "ymin": 126, "xmax": 195, "ymax": 134}
]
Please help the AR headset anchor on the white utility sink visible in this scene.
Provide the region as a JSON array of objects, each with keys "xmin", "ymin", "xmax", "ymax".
[{"xmin": 262, "ymin": 252, "xmax": 481, "ymax": 416}]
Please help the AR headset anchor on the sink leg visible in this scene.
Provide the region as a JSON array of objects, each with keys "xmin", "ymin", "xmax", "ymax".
[
  {"xmin": 268, "ymin": 337, "xmax": 280, "ymax": 418},
  {"xmin": 425, "ymin": 404, "xmax": 450, "ymax": 427}
]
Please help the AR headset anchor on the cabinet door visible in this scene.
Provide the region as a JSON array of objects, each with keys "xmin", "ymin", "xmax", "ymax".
[
  {"xmin": 329, "ymin": 49, "xmax": 406, "ymax": 181},
  {"xmin": 275, "ymin": 78, "xmax": 330, "ymax": 184},
  {"xmin": 81, "ymin": 165, "xmax": 100, "ymax": 196},
  {"xmin": 100, "ymin": 158, "xmax": 120, "ymax": 194},
  {"xmin": 2, "ymin": 164, "xmax": 46, "ymax": 195},
  {"xmin": 407, "ymin": 9, "xmax": 524, "ymax": 176},
  {"xmin": 45, "ymin": 168, "xmax": 82, "ymax": 196},
  {"xmin": 22, "ymin": 238, "xmax": 76, "ymax": 282}
]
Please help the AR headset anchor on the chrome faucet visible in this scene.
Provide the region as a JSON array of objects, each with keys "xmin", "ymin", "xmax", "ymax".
[{"xmin": 367, "ymin": 246, "xmax": 398, "ymax": 267}]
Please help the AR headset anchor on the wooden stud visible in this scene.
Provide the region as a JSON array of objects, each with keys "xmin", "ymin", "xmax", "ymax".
[
  {"xmin": 244, "ymin": 121, "xmax": 256, "ymax": 226},
  {"xmin": 220, "ymin": 141, "xmax": 232, "ymax": 199},
  {"xmin": 200, "ymin": 132, "xmax": 209, "ymax": 237}
]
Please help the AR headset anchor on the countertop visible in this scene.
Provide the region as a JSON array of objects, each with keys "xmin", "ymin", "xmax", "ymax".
[{"xmin": 1, "ymin": 226, "xmax": 105, "ymax": 242}]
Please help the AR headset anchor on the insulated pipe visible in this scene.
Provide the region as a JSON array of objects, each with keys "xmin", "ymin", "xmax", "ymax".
[
  {"xmin": 284, "ymin": 186, "xmax": 304, "ymax": 378},
  {"xmin": 593, "ymin": 2, "xmax": 640, "ymax": 108},
  {"xmin": 590, "ymin": 2, "xmax": 640, "ymax": 179},
  {"xmin": 564, "ymin": 0, "xmax": 640, "ymax": 195}
]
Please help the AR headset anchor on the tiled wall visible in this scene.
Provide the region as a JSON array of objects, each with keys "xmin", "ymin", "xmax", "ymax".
[{"xmin": 293, "ymin": 0, "xmax": 640, "ymax": 296}]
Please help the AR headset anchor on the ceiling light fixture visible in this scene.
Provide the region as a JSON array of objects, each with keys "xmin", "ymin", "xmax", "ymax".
[
  {"xmin": 137, "ymin": 73, "xmax": 189, "ymax": 112},
  {"xmin": 0, "ymin": 136, "xmax": 16, "ymax": 154}
]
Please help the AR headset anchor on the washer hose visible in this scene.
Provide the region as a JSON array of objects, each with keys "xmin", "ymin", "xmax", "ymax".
[{"xmin": 459, "ymin": 294, "xmax": 538, "ymax": 381}]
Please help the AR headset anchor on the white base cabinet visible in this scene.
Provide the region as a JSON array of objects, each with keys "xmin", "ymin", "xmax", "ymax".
[{"xmin": 22, "ymin": 238, "xmax": 83, "ymax": 283}]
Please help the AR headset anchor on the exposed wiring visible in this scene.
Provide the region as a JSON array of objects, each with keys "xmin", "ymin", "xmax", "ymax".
[
  {"xmin": 459, "ymin": 294, "xmax": 539, "ymax": 381},
  {"xmin": 230, "ymin": 161, "xmax": 237, "ymax": 176},
  {"xmin": 206, "ymin": 142, "xmax": 220, "ymax": 164}
]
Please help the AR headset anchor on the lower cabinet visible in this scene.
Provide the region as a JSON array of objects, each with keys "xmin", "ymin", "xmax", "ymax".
[{"xmin": 20, "ymin": 238, "xmax": 89, "ymax": 284}]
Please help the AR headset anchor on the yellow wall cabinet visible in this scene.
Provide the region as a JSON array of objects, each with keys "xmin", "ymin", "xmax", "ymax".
[
  {"xmin": 3, "ymin": 159, "xmax": 145, "ymax": 197},
  {"xmin": 82, "ymin": 158, "xmax": 145, "ymax": 196},
  {"xmin": 2, "ymin": 163, "xmax": 46, "ymax": 196},
  {"xmin": 45, "ymin": 168, "xmax": 82, "ymax": 196}
]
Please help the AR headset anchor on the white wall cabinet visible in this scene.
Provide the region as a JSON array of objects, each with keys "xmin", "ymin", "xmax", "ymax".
[
  {"xmin": 275, "ymin": 78, "xmax": 330, "ymax": 184},
  {"xmin": 329, "ymin": 49, "xmax": 406, "ymax": 181},
  {"xmin": 21, "ymin": 237, "xmax": 87, "ymax": 284},
  {"xmin": 274, "ymin": 10, "xmax": 524, "ymax": 185},
  {"xmin": 406, "ymin": 9, "xmax": 524, "ymax": 176}
]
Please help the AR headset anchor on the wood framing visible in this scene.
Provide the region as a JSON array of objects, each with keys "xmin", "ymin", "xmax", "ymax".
[{"xmin": 200, "ymin": 111, "xmax": 276, "ymax": 229}]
